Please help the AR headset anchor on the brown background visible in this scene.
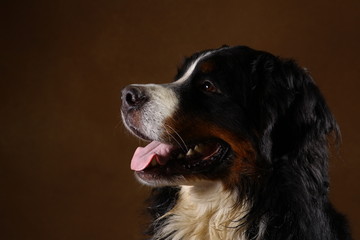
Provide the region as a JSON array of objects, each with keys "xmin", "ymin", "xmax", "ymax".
[{"xmin": 1, "ymin": 0, "xmax": 359, "ymax": 239}]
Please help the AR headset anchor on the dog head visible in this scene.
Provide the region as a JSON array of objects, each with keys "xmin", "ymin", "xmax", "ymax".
[{"xmin": 121, "ymin": 46, "xmax": 338, "ymax": 188}]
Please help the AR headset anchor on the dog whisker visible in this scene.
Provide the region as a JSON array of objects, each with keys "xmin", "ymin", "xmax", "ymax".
[{"xmin": 164, "ymin": 124, "xmax": 188, "ymax": 152}]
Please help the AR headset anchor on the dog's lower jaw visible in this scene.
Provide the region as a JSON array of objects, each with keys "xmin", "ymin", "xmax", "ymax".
[
  {"xmin": 152, "ymin": 181, "xmax": 248, "ymax": 240},
  {"xmin": 134, "ymin": 172, "xmax": 188, "ymax": 187}
]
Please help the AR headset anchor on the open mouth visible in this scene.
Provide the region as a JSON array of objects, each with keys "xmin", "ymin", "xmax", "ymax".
[{"xmin": 130, "ymin": 139, "xmax": 230, "ymax": 180}]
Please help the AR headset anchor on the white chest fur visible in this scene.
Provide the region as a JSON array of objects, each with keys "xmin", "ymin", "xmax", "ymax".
[{"xmin": 152, "ymin": 182, "xmax": 248, "ymax": 240}]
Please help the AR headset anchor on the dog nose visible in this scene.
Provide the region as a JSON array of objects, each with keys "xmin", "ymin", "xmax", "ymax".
[{"xmin": 122, "ymin": 85, "xmax": 148, "ymax": 111}]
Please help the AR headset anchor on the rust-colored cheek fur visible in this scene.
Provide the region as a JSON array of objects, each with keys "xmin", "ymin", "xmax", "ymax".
[
  {"xmin": 164, "ymin": 115, "xmax": 257, "ymax": 187},
  {"xmin": 208, "ymin": 127, "xmax": 258, "ymax": 188}
]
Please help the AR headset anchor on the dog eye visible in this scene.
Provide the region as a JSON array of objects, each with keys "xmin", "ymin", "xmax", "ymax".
[{"xmin": 199, "ymin": 80, "xmax": 218, "ymax": 93}]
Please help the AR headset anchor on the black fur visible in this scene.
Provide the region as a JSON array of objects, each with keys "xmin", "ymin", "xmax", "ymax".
[{"xmin": 138, "ymin": 46, "xmax": 351, "ymax": 240}]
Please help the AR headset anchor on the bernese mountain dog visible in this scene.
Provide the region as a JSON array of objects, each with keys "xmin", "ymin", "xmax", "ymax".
[{"xmin": 121, "ymin": 45, "xmax": 352, "ymax": 240}]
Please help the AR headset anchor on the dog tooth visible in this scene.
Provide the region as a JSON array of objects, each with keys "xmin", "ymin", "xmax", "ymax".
[
  {"xmin": 194, "ymin": 144, "xmax": 205, "ymax": 153},
  {"xmin": 194, "ymin": 145, "xmax": 201, "ymax": 153},
  {"xmin": 177, "ymin": 153, "xmax": 185, "ymax": 159},
  {"xmin": 186, "ymin": 148, "xmax": 196, "ymax": 156}
]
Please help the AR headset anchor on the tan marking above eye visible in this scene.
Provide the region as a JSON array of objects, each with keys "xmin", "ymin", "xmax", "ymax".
[{"xmin": 200, "ymin": 61, "xmax": 215, "ymax": 73}]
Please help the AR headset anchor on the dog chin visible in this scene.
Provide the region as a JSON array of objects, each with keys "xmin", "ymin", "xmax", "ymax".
[
  {"xmin": 134, "ymin": 172, "xmax": 188, "ymax": 187},
  {"xmin": 134, "ymin": 172, "xmax": 215, "ymax": 187}
]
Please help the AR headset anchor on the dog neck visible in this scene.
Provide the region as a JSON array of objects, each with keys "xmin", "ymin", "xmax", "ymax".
[{"xmin": 152, "ymin": 181, "xmax": 248, "ymax": 240}]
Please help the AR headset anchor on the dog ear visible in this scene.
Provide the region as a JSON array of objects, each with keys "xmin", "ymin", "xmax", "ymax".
[{"xmin": 250, "ymin": 55, "xmax": 340, "ymax": 164}]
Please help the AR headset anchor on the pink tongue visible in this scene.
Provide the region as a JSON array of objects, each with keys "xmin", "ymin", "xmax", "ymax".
[{"xmin": 130, "ymin": 141, "xmax": 175, "ymax": 171}]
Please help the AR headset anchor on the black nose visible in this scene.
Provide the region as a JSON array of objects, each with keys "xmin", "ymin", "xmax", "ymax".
[{"xmin": 121, "ymin": 86, "xmax": 148, "ymax": 111}]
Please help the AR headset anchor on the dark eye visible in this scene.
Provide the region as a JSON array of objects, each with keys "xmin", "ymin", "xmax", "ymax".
[{"xmin": 199, "ymin": 80, "xmax": 218, "ymax": 93}]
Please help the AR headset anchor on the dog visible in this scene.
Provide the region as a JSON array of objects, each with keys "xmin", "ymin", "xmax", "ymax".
[{"xmin": 121, "ymin": 45, "xmax": 351, "ymax": 240}]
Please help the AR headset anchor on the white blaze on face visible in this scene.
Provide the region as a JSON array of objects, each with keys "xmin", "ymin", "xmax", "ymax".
[{"xmin": 175, "ymin": 51, "xmax": 215, "ymax": 84}]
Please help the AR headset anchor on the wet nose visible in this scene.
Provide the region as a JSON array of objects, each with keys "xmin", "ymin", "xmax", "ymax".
[{"xmin": 121, "ymin": 85, "xmax": 148, "ymax": 111}]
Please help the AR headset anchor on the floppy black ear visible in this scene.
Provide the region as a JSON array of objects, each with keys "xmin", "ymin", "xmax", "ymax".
[{"xmin": 250, "ymin": 54, "xmax": 340, "ymax": 164}]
